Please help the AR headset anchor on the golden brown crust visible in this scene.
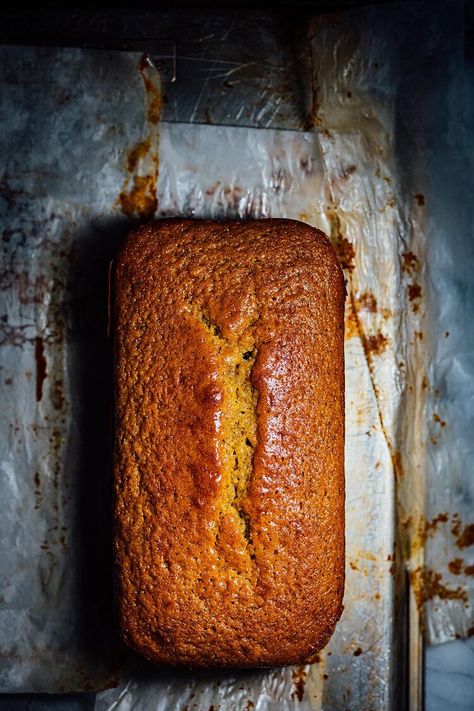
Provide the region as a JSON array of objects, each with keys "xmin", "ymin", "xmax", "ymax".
[{"xmin": 113, "ymin": 218, "xmax": 345, "ymax": 668}]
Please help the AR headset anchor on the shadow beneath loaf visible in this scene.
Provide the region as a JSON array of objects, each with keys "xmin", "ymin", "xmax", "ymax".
[
  {"xmin": 127, "ymin": 651, "xmax": 283, "ymax": 684},
  {"xmin": 65, "ymin": 214, "xmax": 138, "ymax": 688}
]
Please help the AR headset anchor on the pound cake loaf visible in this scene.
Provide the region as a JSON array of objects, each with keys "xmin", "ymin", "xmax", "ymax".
[{"xmin": 113, "ymin": 218, "xmax": 345, "ymax": 668}]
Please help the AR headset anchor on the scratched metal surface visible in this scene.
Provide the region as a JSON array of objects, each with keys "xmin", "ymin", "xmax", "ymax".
[
  {"xmin": 1, "ymin": 2, "xmax": 471, "ymax": 708},
  {"xmin": 1, "ymin": 10, "xmax": 312, "ymax": 131}
]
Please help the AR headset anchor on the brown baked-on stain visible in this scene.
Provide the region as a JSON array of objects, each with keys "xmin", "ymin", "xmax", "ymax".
[
  {"xmin": 291, "ymin": 665, "xmax": 307, "ymax": 702},
  {"xmin": 344, "ymin": 303, "xmax": 359, "ymax": 340},
  {"xmin": 356, "ymin": 291, "xmax": 377, "ymax": 312},
  {"xmin": 138, "ymin": 55, "xmax": 162, "ymax": 125},
  {"xmin": 468, "ymin": 625, "xmax": 474, "ymax": 637},
  {"xmin": 451, "ymin": 513, "xmax": 462, "ymax": 537},
  {"xmin": 326, "ymin": 209, "xmax": 356, "ymax": 273},
  {"xmin": 118, "ymin": 56, "xmax": 161, "ymax": 219},
  {"xmin": 448, "ymin": 559, "xmax": 464, "ymax": 575},
  {"xmin": 392, "ymin": 451, "xmax": 404, "ymax": 479},
  {"xmin": 34, "ymin": 336, "xmax": 47, "ymax": 402},
  {"xmin": 465, "ymin": 565, "xmax": 474, "ymax": 577},
  {"xmin": 426, "ymin": 512, "xmax": 449, "ymax": 532},
  {"xmin": 341, "ymin": 164, "xmax": 357, "ymax": 180},
  {"xmin": 119, "ymin": 176, "xmax": 158, "ymax": 220},
  {"xmin": 33, "ymin": 471, "xmax": 42, "ymax": 510},
  {"xmin": 414, "ymin": 193, "xmax": 425, "ymax": 206},
  {"xmin": 408, "ymin": 282, "xmax": 422, "ymax": 312},
  {"xmin": 433, "ymin": 413, "xmax": 446, "ymax": 427},
  {"xmin": 335, "ymin": 235, "xmax": 356, "ymax": 273},
  {"xmin": 402, "ymin": 251, "xmax": 420, "ymax": 275},
  {"xmin": 349, "ymin": 560, "xmax": 359, "ymax": 571},
  {"xmin": 246, "ymin": 702, "xmax": 255, "ymax": 710},
  {"xmin": 353, "ymin": 647, "xmax": 363, "ymax": 657},
  {"xmin": 415, "ymin": 331, "xmax": 424, "ymax": 341},
  {"xmin": 410, "ymin": 567, "xmax": 469, "ymax": 611},
  {"xmin": 456, "ymin": 524, "xmax": 474, "ymax": 549},
  {"xmin": 363, "ymin": 332, "xmax": 389, "ymax": 356},
  {"xmin": 126, "ymin": 139, "xmax": 152, "ymax": 173}
]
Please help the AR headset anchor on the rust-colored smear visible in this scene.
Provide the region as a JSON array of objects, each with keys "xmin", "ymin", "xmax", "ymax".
[
  {"xmin": 415, "ymin": 331, "xmax": 424, "ymax": 341},
  {"xmin": 119, "ymin": 176, "xmax": 158, "ymax": 219},
  {"xmin": 142, "ymin": 82, "xmax": 162, "ymax": 125},
  {"xmin": 34, "ymin": 336, "xmax": 47, "ymax": 402},
  {"xmin": 118, "ymin": 56, "xmax": 161, "ymax": 219},
  {"xmin": 465, "ymin": 565, "xmax": 474, "ymax": 577},
  {"xmin": 422, "ymin": 375, "xmax": 429, "ymax": 390},
  {"xmin": 402, "ymin": 251, "xmax": 420, "ymax": 275},
  {"xmin": 126, "ymin": 139, "xmax": 151, "ymax": 172},
  {"xmin": 426, "ymin": 512, "xmax": 449, "ymax": 532},
  {"xmin": 138, "ymin": 55, "xmax": 163, "ymax": 125},
  {"xmin": 410, "ymin": 567, "xmax": 468, "ymax": 610},
  {"xmin": 364, "ymin": 332, "xmax": 389, "ymax": 356},
  {"xmin": 433, "ymin": 413, "xmax": 446, "ymax": 427},
  {"xmin": 326, "ymin": 209, "xmax": 356, "ymax": 272},
  {"xmin": 349, "ymin": 560, "xmax": 359, "ymax": 571},
  {"xmin": 414, "ymin": 193, "xmax": 425, "ymax": 206},
  {"xmin": 448, "ymin": 559, "xmax": 464, "ymax": 575},
  {"xmin": 456, "ymin": 524, "xmax": 474, "ymax": 549},
  {"xmin": 353, "ymin": 647, "xmax": 363, "ymax": 656},
  {"xmin": 335, "ymin": 235, "xmax": 356, "ymax": 272},
  {"xmin": 357, "ymin": 291, "xmax": 377, "ymax": 312},
  {"xmin": 344, "ymin": 303, "xmax": 359, "ymax": 340},
  {"xmin": 408, "ymin": 282, "xmax": 422, "ymax": 312},
  {"xmin": 291, "ymin": 665, "xmax": 307, "ymax": 702},
  {"xmin": 246, "ymin": 702, "xmax": 255, "ymax": 710},
  {"xmin": 392, "ymin": 451, "xmax": 404, "ymax": 479},
  {"xmin": 468, "ymin": 625, "xmax": 474, "ymax": 637},
  {"xmin": 451, "ymin": 513, "xmax": 462, "ymax": 537}
]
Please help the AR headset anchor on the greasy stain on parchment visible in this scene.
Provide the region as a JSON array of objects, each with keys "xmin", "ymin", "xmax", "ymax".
[{"xmin": 118, "ymin": 55, "xmax": 162, "ymax": 219}]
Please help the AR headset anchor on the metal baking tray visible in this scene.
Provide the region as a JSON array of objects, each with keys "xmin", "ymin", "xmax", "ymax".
[{"xmin": 0, "ymin": 6, "xmax": 427, "ymax": 709}]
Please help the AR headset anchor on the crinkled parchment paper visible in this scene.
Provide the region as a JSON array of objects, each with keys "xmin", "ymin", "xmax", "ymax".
[{"xmin": 1, "ymin": 1, "xmax": 472, "ymax": 708}]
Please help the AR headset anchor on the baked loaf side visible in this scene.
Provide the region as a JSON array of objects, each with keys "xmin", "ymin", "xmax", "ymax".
[{"xmin": 113, "ymin": 218, "xmax": 345, "ymax": 668}]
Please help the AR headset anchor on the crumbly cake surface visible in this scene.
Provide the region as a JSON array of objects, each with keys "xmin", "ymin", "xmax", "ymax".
[{"xmin": 113, "ymin": 218, "xmax": 345, "ymax": 668}]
